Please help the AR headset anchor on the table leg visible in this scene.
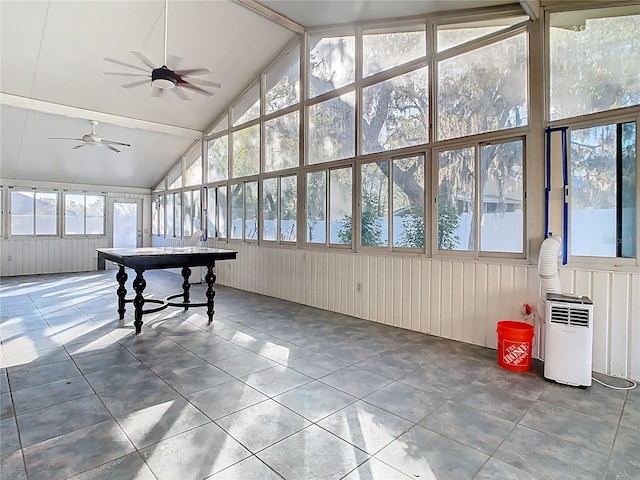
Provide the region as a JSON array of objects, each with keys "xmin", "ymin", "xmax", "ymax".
[
  {"xmin": 181, "ymin": 266, "xmax": 191, "ymax": 310},
  {"xmin": 205, "ymin": 266, "xmax": 216, "ymax": 325},
  {"xmin": 116, "ymin": 265, "xmax": 128, "ymax": 320},
  {"xmin": 133, "ymin": 269, "xmax": 146, "ymax": 334}
]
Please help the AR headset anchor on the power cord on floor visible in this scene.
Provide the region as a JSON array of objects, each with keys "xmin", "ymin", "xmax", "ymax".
[{"xmin": 591, "ymin": 376, "xmax": 637, "ymax": 391}]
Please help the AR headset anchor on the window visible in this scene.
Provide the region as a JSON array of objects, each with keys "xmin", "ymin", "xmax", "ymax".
[
  {"xmin": 362, "ymin": 68, "xmax": 428, "ymax": 154},
  {"xmin": 208, "ymin": 136, "xmax": 229, "ymax": 182},
  {"xmin": 185, "ymin": 155, "xmax": 202, "ymax": 187},
  {"xmin": 183, "ymin": 189, "xmax": 201, "ymax": 237},
  {"xmin": 262, "ymin": 175, "xmax": 297, "ymax": 243},
  {"xmin": 232, "ymin": 124, "xmax": 260, "ymax": 178},
  {"xmin": 570, "ymin": 122, "xmax": 636, "ymax": 258},
  {"xmin": 308, "ymin": 92, "xmax": 355, "ymax": 164},
  {"xmin": 549, "ymin": 7, "xmax": 640, "ymax": 121},
  {"xmin": 306, "ymin": 167, "xmax": 353, "ymax": 246},
  {"xmin": 265, "ymin": 45, "xmax": 300, "ymax": 114},
  {"xmin": 65, "ymin": 193, "xmax": 105, "ymax": 235},
  {"xmin": 230, "ymin": 181, "xmax": 258, "ymax": 241},
  {"xmin": 437, "ymin": 15, "xmax": 529, "ymax": 52},
  {"xmin": 10, "ymin": 190, "xmax": 58, "ymax": 236},
  {"xmin": 437, "ymin": 139, "xmax": 524, "ymax": 254},
  {"xmin": 362, "ymin": 25, "xmax": 426, "ymax": 77},
  {"xmin": 168, "ymin": 165, "xmax": 182, "ymax": 190},
  {"xmin": 209, "ymin": 114, "xmax": 228, "ymax": 135},
  {"xmin": 360, "ymin": 155, "xmax": 425, "ymax": 249},
  {"xmin": 437, "ymin": 32, "xmax": 528, "ymax": 140},
  {"xmin": 152, "ymin": 194, "xmax": 164, "ymax": 236},
  {"xmin": 309, "ymin": 31, "xmax": 355, "ymax": 98},
  {"xmin": 233, "ymin": 83, "xmax": 260, "ymax": 126},
  {"xmin": 265, "ymin": 111, "xmax": 299, "ymax": 172},
  {"xmin": 207, "ymin": 185, "xmax": 227, "ymax": 239},
  {"xmin": 165, "ymin": 191, "xmax": 181, "ymax": 237}
]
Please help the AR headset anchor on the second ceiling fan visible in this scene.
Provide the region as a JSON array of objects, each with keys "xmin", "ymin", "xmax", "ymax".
[{"xmin": 103, "ymin": 0, "xmax": 221, "ymax": 99}]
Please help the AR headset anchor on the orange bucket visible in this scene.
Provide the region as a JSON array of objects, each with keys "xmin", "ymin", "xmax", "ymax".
[{"xmin": 496, "ymin": 320, "xmax": 534, "ymax": 372}]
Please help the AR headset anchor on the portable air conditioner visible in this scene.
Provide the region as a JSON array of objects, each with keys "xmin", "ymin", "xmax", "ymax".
[{"xmin": 544, "ymin": 293, "xmax": 593, "ymax": 387}]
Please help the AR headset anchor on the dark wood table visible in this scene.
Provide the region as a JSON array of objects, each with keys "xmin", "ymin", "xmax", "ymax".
[{"xmin": 97, "ymin": 247, "xmax": 237, "ymax": 334}]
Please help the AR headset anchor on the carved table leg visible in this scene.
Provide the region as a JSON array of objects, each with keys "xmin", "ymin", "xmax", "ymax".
[
  {"xmin": 181, "ymin": 266, "xmax": 191, "ymax": 310},
  {"xmin": 132, "ymin": 269, "xmax": 146, "ymax": 334},
  {"xmin": 116, "ymin": 265, "xmax": 128, "ymax": 320},
  {"xmin": 205, "ymin": 266, "xmax": 216, "ymax": 325}
]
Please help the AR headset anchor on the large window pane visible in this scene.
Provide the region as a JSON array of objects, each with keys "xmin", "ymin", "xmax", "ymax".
[
  {"xmin": 166, "ymin": 193, "xmax": 174, "ymax": 237},
  {"xmin": 550, "ymin": 8, "xmax": 640, "ymax": 121},
  {"xmin": 363, "ymin": 26, "xmax": 426, "ymax": 77},
  {"xmin": 437, "ymin": 15, "xmax": 528, "ymax": 51},
  {"xmin": 232, "ymin": 124, "xmax": 260, "ymax": 178},
  {"xmin": 265, "ymin": 111, "xmax": 299, "ymax": 172},
  {"xmin": 263, "ymin": 178, "xmax": 278, "ymax": 241},
  {"xmin": 393, "ymin": 156, "xmax": 425, "ymax": 248},
  {"xmin": 438, "ymin": 33, "xmax": 528, "ymax": 141},
  {"xmin": 438, "ymin": 147, "xmax": 475, "ymax": 251},
  {"xmin": 218, "ymin": 186, "xmax": 227, "ymax": 239},
  {"xmin": 361, "ymin": 161, "xmax": 388, "ymax": 247},
  {"xmin": 193, "ymin": 190, "xmax": 201, "ymax": 232},
  {"xmin": 208, "ymin": 136, "xmax": 228, "ymax": 182},
  {"xmin": 65, "ymin": 194, "xmax": 85, "ymax": 235},
  {"xmin": 266, "ymin": 45, "xmax": 300, "ymax": 114},
  {"xmin": 362, "ymin": 68, "xmax": 428, "ymax": 155},
  {"xmin": 309, "ymin": 33, "xmax": 355, "ymax": 98},
  {"xmin": 306, "ymin": 171, "xmax": 326, "ymax": 243},
  {"xmin": 245, "ymin": 181, "xmax": 258, "ymax": 240},
  {"xmin": 232, "ymin": 83, "xmax": 260, "ymax": 126},
  {"xmin": 185, "ymin": 156, "xmax": 202, "ymax": 187},
  {"xmin": 231, "ymin": 184, "xmax": 243, "ymax": 239},
  {"xmin": 174, "ymin": 192, "xmax": 182, "ymax": 238},
  {"xmin": 183, "ymin": 191, "xmax": 193, "ymax": 237},
  {"xmin": 480, "ymin": 141, "xmax": 524, "ymax": 253},
  {"xmin": 35, "ymin": 192, "xmax": 57, "ymax": 235},
  {"xmin": 308, "ymin": 92, "xmax": 355, "ymax": 164},
  {"xmin": 330, "ymin": 167, "xmax": 352, "ymax": 245},
  {"xmin": 570, "ymin": 123, "xmax": 637, "ymax": 258},
  {"xmin": 280, "ymin": 175, "xmax": 297, "ymax": 242},
  {"xmin": 86, "ymin": 195, "xmax": 105, "ymax": 235},
  {"xmin": 207, "ymin": 188, "xmax": 216, "ymax": 237},
  {"xmin": 11, "ymin": 191, "xmax": 34, "ymax": 235}
]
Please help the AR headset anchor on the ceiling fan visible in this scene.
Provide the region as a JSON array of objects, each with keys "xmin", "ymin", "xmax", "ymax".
[
  {"xmin": 103, "ymin": 0, "xmax": 221, "ymax": 99},
  {"xmin": 49, "ymin": 120, "xmax": 131, "ymax": 153}
]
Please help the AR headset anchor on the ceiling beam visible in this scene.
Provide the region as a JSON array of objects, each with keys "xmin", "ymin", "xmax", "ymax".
[
  {"xmin": 0, "ymin": 93, "xmax": 203, "ymax": 140},
  {"xmin": 234, "ymin": 0, "xmax": 305, "ymax": 33},
  {"xmin": 519, "ymin": 0, "xmax": 539, "ymax": 20}
]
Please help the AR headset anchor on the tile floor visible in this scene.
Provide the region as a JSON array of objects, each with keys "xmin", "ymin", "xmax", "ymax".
[{"xmin": 0, "ymin": 270, "xmax": 638, "ymax": 480}]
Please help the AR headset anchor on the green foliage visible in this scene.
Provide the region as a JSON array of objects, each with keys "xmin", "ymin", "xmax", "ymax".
[
  {"xmin": 438, "ymin": 202, "xmax": 461, "ymax": 250},
  {"xmin": 398, "ymin": 208, "xmax": 425, "ymax": 248},
  {"xmin": 337, "ymin": 191, "xmax": 383, "ymax": 246}
]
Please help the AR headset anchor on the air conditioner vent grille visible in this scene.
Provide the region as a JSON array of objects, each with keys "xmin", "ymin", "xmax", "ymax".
[{"xmin": 549, "ymin": 304, "xmax": 591, "ymax": 328}]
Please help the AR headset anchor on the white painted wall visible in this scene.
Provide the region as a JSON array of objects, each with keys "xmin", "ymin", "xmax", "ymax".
[{"xmin": 154, "ymin": 239, "xmax": 637, "ymax": 382}]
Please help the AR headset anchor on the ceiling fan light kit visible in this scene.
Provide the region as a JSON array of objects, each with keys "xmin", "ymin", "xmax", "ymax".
[{"xmin": 152, "ymin": 66, "xmax": 177, "ymax": 89}]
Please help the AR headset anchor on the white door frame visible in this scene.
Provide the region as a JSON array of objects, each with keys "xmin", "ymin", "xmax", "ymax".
[{"xmin": 108, "ymin": 197, "xmax": 143, "ymax": 248}]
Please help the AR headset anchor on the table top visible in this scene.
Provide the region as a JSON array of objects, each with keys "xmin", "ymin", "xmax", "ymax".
[{"xmin": 97, "ymin": 246, "xmax": 237, "ymax": 269}]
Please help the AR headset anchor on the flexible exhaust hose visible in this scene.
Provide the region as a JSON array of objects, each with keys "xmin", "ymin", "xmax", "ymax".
[{"xmin": 538, "ymin": 236, "xmax": 562, "ymax": 319}]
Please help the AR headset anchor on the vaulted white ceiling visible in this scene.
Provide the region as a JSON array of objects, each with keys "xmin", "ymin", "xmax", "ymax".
[{"xmin": 0, "ymin": 0, "xmax": 522, "ymax": 190}]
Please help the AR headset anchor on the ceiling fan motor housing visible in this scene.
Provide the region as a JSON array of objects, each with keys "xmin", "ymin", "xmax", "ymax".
[{"xmin": 152, "ymin": 66, "xmax": 177, "ymax": 89}]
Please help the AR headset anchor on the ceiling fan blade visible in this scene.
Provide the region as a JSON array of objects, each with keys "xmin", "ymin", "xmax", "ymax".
[
  {"xmin": 103, "ymin": 72, "xmax": 150, "ymax": 77},
  {"xmin": 173, "ymin": 87, "xmax": 189, "ymax": 101},
  {"xmin": 180, "ymin": 82, "xmax": 213, "ymax": 97},
  {"xmin": 104, "ymin": 57, "xmax": 149, "ymax": 73},
  {"xmin": 175, "ymin": 68, "xmax": 211, "ymax": 77},
  {"xmin": 104, "ymin": 144, "xmax": 121, "ymax": 153},
  {"xmin": 167, "ymin": 54, "xmax": 183, "ymax": 70},
  {"xmin": 71, "ymin": 144, "xmax": 86, "ymax": 150},
  {"xmin": 184, "ymin": 78, "xmax": 222, "ymax": 89},
  {"xmin": 151, "ymin": 87, "xmax": 165, "ymax": 98},
  {"xmin": 49, "ymin": 137, "xmax": 84, "ymax": 141},
  {"xmin": 122, "ymin": 79, "xmax": 151, "ymax": 89},
  {"xmin": 131, "ymin": 51, "xmax": 157, "ymax": 69},
  {"xmin": 101, "ymin": 140, "xmax": 131, "ymax": 147}
]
